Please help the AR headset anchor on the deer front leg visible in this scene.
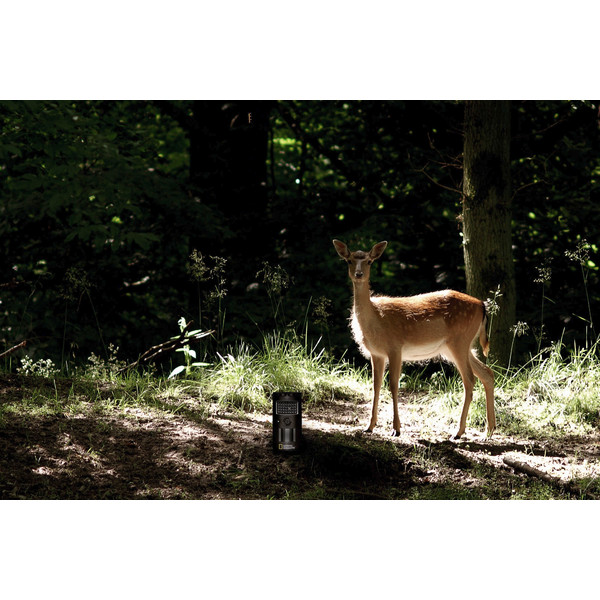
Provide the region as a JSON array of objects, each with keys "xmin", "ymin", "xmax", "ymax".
[
  {"xmin": 388, "ymin": 352, "xmax": 403, "ymax": 436},
  {"xmin": 366, "ymin": 354, "xmax": 386, "ymax": 433}
]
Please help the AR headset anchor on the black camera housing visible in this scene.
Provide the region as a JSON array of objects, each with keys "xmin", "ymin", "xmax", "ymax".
[{"xmin": 272, "ymin": 392, "xmax": 303, "ymax": 453}]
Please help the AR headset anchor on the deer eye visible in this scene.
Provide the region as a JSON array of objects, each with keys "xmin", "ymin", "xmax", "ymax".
[
  {"xmin": 367, "ymin": 260, "xmax": 372, "ymax": 265},
  {"xmin": 346, "ymin": 260, "xmax": 352, "ymax": 264}
]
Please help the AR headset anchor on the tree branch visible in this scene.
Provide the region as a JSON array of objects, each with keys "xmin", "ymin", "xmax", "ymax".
[
  {"xmin": 0, "ymin": 279, "xmax": 29, "ymax": 290},
  {"xmin": 511, "ymin": 178, "xmax": 548, "ymax": 200},
  {"xmin": 0, "ymin": 340, "xmax": 27, "ymax": 360},
  {"xmin": 118, "ymin": 323, "xmax": 213, "ymax": 372},
  {"xmin": 511, "ymin": 102, "xmax": 599, "ymax": 158},
  {"xmin": 412, "ymin": 162, "xmax": 462, "ymax": 195}
]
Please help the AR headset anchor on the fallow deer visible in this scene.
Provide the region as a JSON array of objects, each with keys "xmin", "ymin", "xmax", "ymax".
[{"xmin": 333, "ymin": 239, "xmax": 495, "ymax": 439}]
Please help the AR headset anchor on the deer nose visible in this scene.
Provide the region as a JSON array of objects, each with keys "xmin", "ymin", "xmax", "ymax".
[{"xmin": 355, "ymin": 271, "xmax": 363, "ymax": 278}]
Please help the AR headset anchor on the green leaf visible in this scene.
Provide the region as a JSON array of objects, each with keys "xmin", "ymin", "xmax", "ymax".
[{"xmin": 168, "ymin": 365, "xmax": 186, "ymax": 379}]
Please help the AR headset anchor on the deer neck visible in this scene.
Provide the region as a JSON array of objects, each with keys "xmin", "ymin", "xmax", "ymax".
[{"xmin": 352, "ymin": 279, "xmax": 375, "ymax": 317}]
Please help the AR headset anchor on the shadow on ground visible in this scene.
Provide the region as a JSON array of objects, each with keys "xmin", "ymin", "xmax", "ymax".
[
  {"xmin": 0, "ymin": 406, "xmax": 557, "ymax": 500},
  {"xmin": 2, "ymin": 373, "xmax": 598, "ymax": 500}
]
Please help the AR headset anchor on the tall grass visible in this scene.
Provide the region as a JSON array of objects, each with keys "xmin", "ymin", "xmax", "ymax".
[
  {"xmin": 495, "ymin": 338, "xmax": 600, "ymax": 436},
  {"xmin": 408, "ymin": 337, "xmax": 600, "ymax": 438},
  {"xmin": 5, "ymin": 328, "xmax": 600, "ymax": 444},
  {"xmin": 201, "ymin": 331, "xmax": 370, "ymax": 411}
]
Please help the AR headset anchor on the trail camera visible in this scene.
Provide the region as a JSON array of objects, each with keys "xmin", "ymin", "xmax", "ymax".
[{"xmin": 272, "ymin": 392, "xmax": 303, "ymax": 453}]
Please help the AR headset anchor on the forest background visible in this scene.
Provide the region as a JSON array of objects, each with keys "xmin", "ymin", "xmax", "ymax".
[{"xmin": 2, "ymin": 100, "xmax": 599, "ymax": 372}]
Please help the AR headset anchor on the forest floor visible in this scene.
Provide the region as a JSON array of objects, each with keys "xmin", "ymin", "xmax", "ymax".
[{"xmin": 1, "ymin": 373, "xmax": 600, "ymax": 500}]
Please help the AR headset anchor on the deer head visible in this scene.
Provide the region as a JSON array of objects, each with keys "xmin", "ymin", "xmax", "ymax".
[{"xmin": 333, "ymin": 239, "xmax": 388, "ymax": 283}]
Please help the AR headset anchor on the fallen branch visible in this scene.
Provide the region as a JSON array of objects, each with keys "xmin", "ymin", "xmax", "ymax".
[
  {"xmin": 119, "ymin": 323, "xmax": 213, "ymax": 373},
  {"xmin": 0, "ymin": 340, "xmax": 27, "ymax": 360},
  {"xmin": 503, "ymin": 456, "xmax": 557, "ymax": 485},
  {"xmin": 503, "ymin": 455, "xmax": 598, "ymax": 500}
]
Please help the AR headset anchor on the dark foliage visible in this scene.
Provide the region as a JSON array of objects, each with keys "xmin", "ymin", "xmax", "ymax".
[{"xmin": 1, "ymin": 100, "xmax": 598, "ymax": 369}]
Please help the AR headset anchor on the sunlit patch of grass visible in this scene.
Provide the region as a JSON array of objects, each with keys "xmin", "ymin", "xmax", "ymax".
[
  {"xmin": 0, "ymin": 377, "xmax": 91, "ymax": 421},
  {"xmin": 494, "ymin": 340, "xmax": 600, "ymax": 438},
  {"xmin": 200, "ymin": 332, "xmax": 371, "ymax": 412},
  {"xmin": 0, "ymin": 370, "xmax": 211, "ymax": 427},
  {"xmin": 395, "ymin": 339, "xmax": 600, "ymax": 440}
]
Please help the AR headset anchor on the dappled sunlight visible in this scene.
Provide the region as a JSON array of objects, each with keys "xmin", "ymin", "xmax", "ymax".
[{"xmin": 2, "ymin": 357, "xmax": 600, "ymax": 499}]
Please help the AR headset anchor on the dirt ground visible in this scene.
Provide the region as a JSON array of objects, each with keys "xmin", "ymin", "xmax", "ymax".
[{"xmin": 1, "ymin": 375, "xmax": 599, "ymax": 499}]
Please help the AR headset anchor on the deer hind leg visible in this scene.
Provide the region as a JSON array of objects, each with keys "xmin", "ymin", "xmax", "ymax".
[
  {"xmin": 388, "ymin": 351, "xmax": 403, "ymax": 436},
  {"xmin": 470, "ymin": 352, "xmax": 495, "ymax": 436},
  {"xmin": 446, "ymin": 346, "xmax": 476, "ymax": 439},
  {"xmin": 366, "ymin": 354, "xmax": 386, "ymax": 433}
]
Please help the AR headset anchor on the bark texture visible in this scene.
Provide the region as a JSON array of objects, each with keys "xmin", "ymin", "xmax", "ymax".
[{"xmin": 462, "ymin": 101, "xmax": 516, "ymax": 366}]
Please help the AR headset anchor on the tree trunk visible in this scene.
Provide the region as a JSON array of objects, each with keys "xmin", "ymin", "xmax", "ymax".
[{"xmin": 462, "ymin": 101, "xmax": 516, "ymax": 366}]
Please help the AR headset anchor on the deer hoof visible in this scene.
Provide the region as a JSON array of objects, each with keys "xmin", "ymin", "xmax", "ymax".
[{"xmin": 391, "ymin": 429, "xmax": 401, "ymax": 437}]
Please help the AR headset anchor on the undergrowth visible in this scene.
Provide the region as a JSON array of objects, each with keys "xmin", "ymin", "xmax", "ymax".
[
  {"xmin": 2, "ymin": 331, "xmax": 600, "ymax": 501},
  {"xmin": 0, "ymin": 331, "xmax": 371, "ymax": 424},
  {"xmin": 4, "ymin": 331, "xmax": 600, "ymax": 442}
]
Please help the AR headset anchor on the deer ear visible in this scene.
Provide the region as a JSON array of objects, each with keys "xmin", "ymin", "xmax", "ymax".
[
  {"xmin": 333, "ymin": 239, "xmax": 350, "ymax": 259},
  {"xmin": 369, "ymin": 241, "xmax": 388, "ymax": 261}
]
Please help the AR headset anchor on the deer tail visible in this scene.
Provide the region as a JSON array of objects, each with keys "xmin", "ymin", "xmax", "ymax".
[{"xmin": 479, "ymin": 303, "xmax": 490, "ymax": 357}]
